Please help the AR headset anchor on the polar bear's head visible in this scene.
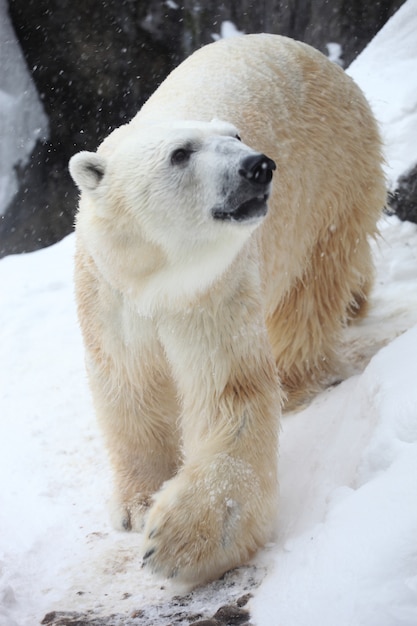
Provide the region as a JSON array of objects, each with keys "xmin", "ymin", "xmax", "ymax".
[{"xmin": 69, "ymin": 120, "xmax": 276, "ymax": 310}]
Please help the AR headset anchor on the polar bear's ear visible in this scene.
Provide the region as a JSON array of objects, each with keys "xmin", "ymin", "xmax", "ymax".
[{"xmin": 69, "ymin": 151, "xmax": 106, "ymax": 192}]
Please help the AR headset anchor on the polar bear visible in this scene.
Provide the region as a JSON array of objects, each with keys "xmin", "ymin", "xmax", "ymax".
[{"xmin": 69, "ymin": 34, "xmax": 386, "ymax": 585}]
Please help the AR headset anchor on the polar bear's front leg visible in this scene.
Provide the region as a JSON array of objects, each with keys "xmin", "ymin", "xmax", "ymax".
[
  {"xmin": 142, "ymin": 301, "xmax": 281, "ymax": 583},
  {"xmin": 88, "ymin": 353, "xmax": 180, "ymax": 532}
]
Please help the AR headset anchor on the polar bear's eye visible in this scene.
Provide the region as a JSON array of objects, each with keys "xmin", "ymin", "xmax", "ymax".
[
  {"xmin": 171, "ymin": 148, "xmax": 193, "ymax": 166},
  {"xmin": 235, "ymin": 134, "xmax": 242, "ymax": 141}
]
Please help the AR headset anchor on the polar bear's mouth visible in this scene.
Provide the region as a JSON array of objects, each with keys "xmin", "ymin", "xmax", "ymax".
[{"xmin": 212, "ymin": 193, "xmax": 269, "ymax": 223}]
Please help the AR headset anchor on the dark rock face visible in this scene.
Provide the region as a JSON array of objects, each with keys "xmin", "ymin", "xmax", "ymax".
[
  {"xmin": 2, "ymin": 0, "xmax": 175, "ymax": 257},
  {"xmin": 389, "ymin": 164, "xmax": 417, "ymax": 224},
  {"xmin": 2, "ymin": 0, "xmax": 406, "ymax": 256},
  {"xmin": 144, "ymin": 0, "xmax": 404, "ymax": 66}
]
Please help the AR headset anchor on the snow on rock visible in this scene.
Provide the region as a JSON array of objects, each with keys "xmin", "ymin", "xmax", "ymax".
[
  {"xmin": 326, "ymin": 42, "xmax": 344, "ymax": 67},
  {"xmin": 212, "ymin": 20, "xmax": 245, "ymax": 41},
  {"xmin": 347, "ymin": 0, "xmax": 417, "ymax": 187},
  {"xmin": 0, "ymin": 0, "xmax": 48, "ymax": 215}
]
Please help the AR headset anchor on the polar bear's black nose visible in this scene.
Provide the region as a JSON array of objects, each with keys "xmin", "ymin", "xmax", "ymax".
[{"xmin": 239, "ymin": 154, "xmax": 276, "ymax": 185}]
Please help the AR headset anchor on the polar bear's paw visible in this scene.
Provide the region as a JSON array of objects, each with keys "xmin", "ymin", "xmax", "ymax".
[
  {"xmin": 141, "ymin": 457, "xmax": 268, "ymax": 584},
  {"xmin": 110, "ymin": 493, "xmax": 153, "ymax": 532}
]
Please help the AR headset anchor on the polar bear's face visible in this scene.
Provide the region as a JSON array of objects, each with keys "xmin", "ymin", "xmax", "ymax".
[
  {"xmin": 70, "ymin": 120, "xmax": 275, "ymax": 245},
  {"xmin": 70, "ymin": 120, "xmax": 276, "ymax": 307}
]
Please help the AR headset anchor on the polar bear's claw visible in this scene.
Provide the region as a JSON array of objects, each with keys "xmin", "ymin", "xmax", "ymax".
[
  {"xmin": 142, "ymin": 547, "xmax": 156, "ymax": 564},
  {"xmin": 110, "ymin": 494, "xmax": 152, "ymax": 533}
]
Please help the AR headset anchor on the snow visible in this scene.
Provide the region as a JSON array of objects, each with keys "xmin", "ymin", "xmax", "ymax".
[
  {"xmin": 212, "ymin": 20, "xmax": 245, "ymax": 41},
  {"xmin": 325, "ymin": 42, "xmax": 344, "ymax": 67},
  {"xmin": 347, "ymin": 0, "xmax": 417, "ymax": 188},
  {"xmin": 1, "ymin": 1, "xmax": 417, "ymax": 625},
  {"xmin": 0, "ymin": 0, "xmax": 49, "ymax": 215},
  {"xmin": 252, "ymin": 319, "xmax": 417, "ymax": 626}
]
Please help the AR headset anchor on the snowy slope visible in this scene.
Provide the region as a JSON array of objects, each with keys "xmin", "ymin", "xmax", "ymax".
[
  {"xmin": 252, "ymin": 295, "xmax": 417, "ymax": 626},
  {"xmin": 347, "ymin": 0, "xmax": 417, "ymax": 187},
  {"xmin": 1, "ymin": 2, "xmax": 417, "ymax": 625}
]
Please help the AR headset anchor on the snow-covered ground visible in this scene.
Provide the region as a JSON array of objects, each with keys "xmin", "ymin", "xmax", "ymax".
[{"xmin": 1, "ymin": 1, "xmax": 417, "ymax": 625}]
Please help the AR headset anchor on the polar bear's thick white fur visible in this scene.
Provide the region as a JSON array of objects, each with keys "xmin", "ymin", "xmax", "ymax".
[{"xmin": 69, "ymin": 34, "xmax": 386, "ymax": 585}]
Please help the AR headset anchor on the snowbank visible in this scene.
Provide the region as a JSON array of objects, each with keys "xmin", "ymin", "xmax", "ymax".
[
  {"xmin": 252, "ymin": 314, "xmax": 417, "ymax": 626},
  {"xmin": 0, "ymin": 0, "xmax": 48, "ymax": 215}
]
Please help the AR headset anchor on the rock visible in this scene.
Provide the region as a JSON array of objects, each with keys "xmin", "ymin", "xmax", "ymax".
[
  {"xmin": 3, "ymin": 0, "xmax": 174, "ymax": 257},
  {"xmin": 213, "ymin": 603, "xmax": 250, "ymax": 624},
  {"xmin": 189, "ymin": 620, "xmax": 220, "ymax": 626},
  {"xmin": 390, "ymin": 164, "xmax": 417, "ymax": 223},
  {"xmin": 236, "ymin": 593, "xmax": 252, "ymax": 607}
]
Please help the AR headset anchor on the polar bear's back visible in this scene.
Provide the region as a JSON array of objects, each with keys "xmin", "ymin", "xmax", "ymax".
[
  {"xmin": 138, "ymin": 34, "xmax": 303, "ymax": 129},
  {"xmin": 135, "ymin": 34, "xmax": 371, "ymax": 155}
]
